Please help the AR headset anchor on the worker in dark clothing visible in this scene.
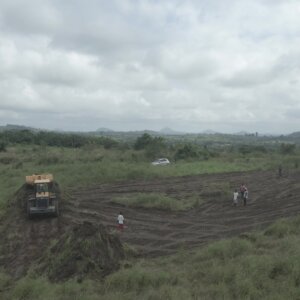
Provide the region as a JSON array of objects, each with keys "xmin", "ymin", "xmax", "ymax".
[
  {"xmin": 243, "ymin": 189, "xmax": 249, "ymax": 206},
  {"xmin": 278, "ymin": 165, "xmax": 282, "ymax": 177}
]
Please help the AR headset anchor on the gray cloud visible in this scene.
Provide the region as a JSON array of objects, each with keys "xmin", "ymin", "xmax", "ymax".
[
  {"xmin": 0, "ymin": 0, "xmax": 299, "ymax": 133},
  {"xmin": 286, "ymin": 108, "xmax": 300, "ymax": 119},
  {"xmin": 0, "ymin": 0, "xmax": 61, "ymax": 35}
]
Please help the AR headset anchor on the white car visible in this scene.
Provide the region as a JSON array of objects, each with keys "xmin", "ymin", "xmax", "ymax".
[{"xmin": 151, "ymin": 158, "xmax": 170, "ymax": 166}]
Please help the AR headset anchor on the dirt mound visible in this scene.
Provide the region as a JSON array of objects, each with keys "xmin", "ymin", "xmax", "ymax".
[{"xmin": 37, "ymin": 221, "xmax": 125, "ymax": 282}]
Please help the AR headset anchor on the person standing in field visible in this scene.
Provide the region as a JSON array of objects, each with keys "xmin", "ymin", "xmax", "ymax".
[
  {"xmin": 278, "ymin": 165, "xmax": 282, "ymax": 177},
  {"xmin": 243, "ymin": 188, "xmax": 249, "ymax": 206},
  {"xmin": 240, "ymin": 184, "xmax": 247, "ymax": 199},
  {"xmin": 117, "ymin": 212, "xmax": 124, "ymax": 230},
  {"xmin": 233, "ymin": 189, "xmax": 239, "ymax": 206}
]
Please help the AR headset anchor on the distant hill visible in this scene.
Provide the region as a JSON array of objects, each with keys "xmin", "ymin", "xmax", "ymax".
[
  {"xmin": 96, "ymin": 127, "xmax": 114, "ymax": 132},
  {"xmin": 289, "ymin": 131, "xmax": 300, "ymax": 138},
  {"xmin": 159, "ymin": 127, "xmax": 184, "ymax": 135},
  {"xmin": 0, "ymin": 124, "xmax": 39, "ymax": 132},
  {"xmin": 234, "ymin": 131, "xmax": 249, "ymax": 136},
  {"xmin": 202, "ymin": 129, "xmax": 218, "ymax": 135}
]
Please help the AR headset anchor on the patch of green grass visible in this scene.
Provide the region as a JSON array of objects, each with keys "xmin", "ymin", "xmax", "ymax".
[
  {"xmin": 112, "ymin": 193, "xmax": 201, "ymax": 211},
  {"xmin": 264, "ymin": 218, "xmax": 300, "ymax": 238},
  {"xmin": 104, "ymin": 264, "xmax": 178, "ymax": 292},
  {"xmin": 6, "ymin": 276, "xmax": 102, "ymax": 300}
]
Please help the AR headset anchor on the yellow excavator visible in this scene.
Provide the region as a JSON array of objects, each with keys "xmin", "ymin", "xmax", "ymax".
[{"xmin": 25, "ymin": 174, "xmax": 59, "ymax": 218}]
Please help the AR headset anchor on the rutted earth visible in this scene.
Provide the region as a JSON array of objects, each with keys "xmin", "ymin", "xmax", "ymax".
[
  {"xmin": 67, "ymin": 169, "xmax": 300, "ymax": 256},
  {"xmin": 1, "ymin": 170, "xmax": 300, "ymax": 278}
]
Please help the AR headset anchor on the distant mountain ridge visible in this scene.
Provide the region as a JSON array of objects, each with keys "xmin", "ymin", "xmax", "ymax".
[
  {"xmin": 288, "ymin": 131, "xmax": 300, "ymax": 138},
  {"xmin": 0, "ymin": 123, "xmax": 297, "ymax": 137},
  {"xmin": 96, "ymin": 127, "xmax": 114, "ymax": 132},
  {"xmin": 0, "ymin": 124, "xmax": 40, "ymax": 132},
  {"xmin": 159, "ymin": 127, "xmax": 185, "ymax": 135}
]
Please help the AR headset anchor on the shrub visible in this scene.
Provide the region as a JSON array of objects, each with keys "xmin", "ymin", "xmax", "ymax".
[
  {"xmin": 0, "ymin": 272, "xmax": 12, "ymax": 291},
  {"xmin": 280, "ymin": 143, "xmax": 296, "ymax": 155},
  {"xmin": 37, "ymin": 155, "xmax": 61, "ymax": 165},
  {"xmin": 0, "ymin": 141, "xmax": 7, "ymax": 152},
  {"xmin": 12, "ymin": 277, "xmax": 54, "ymax": 300},
  {"xmin": 0, "ymin": 156, "xmax": 16, "ymax": 165},
  {"xmin": 105, "ymin": 266, "xmax": 177, "ymax": 292},
  {"xmin": 174, "ymin": 144, "xmax": 199, "ymax": 160},
  {"xmin": 264, "ymin": 220, "xmax": 292, "ymax": 238},
  {"xmin": 134, "ymin": 133, "xmax": 153, "ymax": 150}
]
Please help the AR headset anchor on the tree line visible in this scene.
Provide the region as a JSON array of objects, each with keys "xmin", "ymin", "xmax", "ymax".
[
  {"xmin": 0, "ymin": 130, "xmax": 297, "ymax": 160},
  {"xmin": 0, "ymin": 130, "xmax": 118, "ymax": 149}
]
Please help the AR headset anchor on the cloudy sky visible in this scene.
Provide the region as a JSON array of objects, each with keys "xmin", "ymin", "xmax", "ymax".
[{"xmin": 0, "ymin": 0, "xmax": 299, "ymax": 133}]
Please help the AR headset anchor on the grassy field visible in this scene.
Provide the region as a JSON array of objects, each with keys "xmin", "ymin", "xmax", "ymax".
[
  {"xmin": 0, "ymin": 144, "xmax": 298, "ymax": 210},
  {"xmin": 1, "ymin": 216, "xmax": 300, "ymax": 299},
  {"xmin": 0, "ymin": 139, "xmax": 299, "ymax": 299}
]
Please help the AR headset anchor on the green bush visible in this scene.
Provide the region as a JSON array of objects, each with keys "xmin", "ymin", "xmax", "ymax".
[
  {"xmin": 37, "ymin": 155, "xmax": 61, "ymax": 165},
  {"xmin": 12, "ymin": 277, "xmax": 54, "ymax": 300},
  {"xmin": 280, "ymin": 143, "xmax": 296, "ymax": 155},
  {"xmin": 174, "ymin": 144, "xmax": 199, "ymax": 160},
  {"xmin": 105, "ymin": 266, "xmax": 177, "ymax": 292},
  {"xmin": 134, "ymin": 134, "xmax": 153, "ymax": 150},
  {"xmin": 264, "ymin": 219, "xmax": 292, "ymax": 238},
  {"xmin": 0, "ymin": 271, "xmax": 12, "ymax": 292},
  {"xmin": 0, "ymin": 142, "xmax": 7, "ymax": 152},
  {"xmin": 0, "ymin": 156, "xmax": 17, "ymax": 165},
  {"xmin": 134, "ymin": 134, "xmax": 167, "ymax": 159}
]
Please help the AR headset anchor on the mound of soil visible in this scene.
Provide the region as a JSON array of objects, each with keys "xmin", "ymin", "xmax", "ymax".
[{"xmin": 37, "ymin": 221, "xmax": 125, "ymax": 282}]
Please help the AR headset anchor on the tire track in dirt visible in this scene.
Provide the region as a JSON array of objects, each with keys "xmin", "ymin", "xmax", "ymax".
[
  {"xmin": 64, "ymin": 170, "xmax": 300, "ymax": 256},
  {"xmin": 2, "ymin": 169, "xmax": 300, "ymax": 279}
]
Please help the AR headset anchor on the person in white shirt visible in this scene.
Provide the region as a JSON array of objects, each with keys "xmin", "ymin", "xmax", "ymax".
[
  {"xmin": 117, "ymin": 212, "xmax": 124, "ymax": 230},
  {"xmin": 233, "ymin": 189, "xmax": 239, "ymax": 206}
]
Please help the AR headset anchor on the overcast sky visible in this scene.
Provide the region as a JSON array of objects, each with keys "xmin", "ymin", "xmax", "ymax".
[{"xmin": 0, "ymin": 0, "xmax": 299, "ymax": 133}]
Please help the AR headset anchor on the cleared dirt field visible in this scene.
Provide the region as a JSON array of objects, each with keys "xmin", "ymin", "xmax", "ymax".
[
  {"xmin": 66, "ymin": 169, "xmax": 300, "ymax": 256},
  {"xmin": 1, "ymin": 169, "xmax": 300, "ymax": 278}
]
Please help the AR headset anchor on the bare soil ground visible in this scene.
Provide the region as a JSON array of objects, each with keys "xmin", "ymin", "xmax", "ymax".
[
  {"xmin": 1, "ymin": 169, "xmax": 300, "ymax": 278},
  {"xmin": 67, "ymin": 169, "xmax": 300, "ymax": 256}
]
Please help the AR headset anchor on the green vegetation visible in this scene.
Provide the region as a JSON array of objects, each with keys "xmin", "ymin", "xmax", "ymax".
[
  {"xmin": 2, "ymin": 216, "xmax": 300, "ymax": 299},
  {"xmin": 0, "ymin": 129, "xmax": 119, "ymax": 149},
  {"xmin": 0, "ymin": 129, "xmax": 299, "ymax": 211},
  {"xmin": 0, "ymin": 144, "xmax": 292, "ymax": 211},
  {"xmin": 112, "ymin": 193, "xmax": 202, "ymax": 211},
  {"xmin": 0, "ymin": 129, "xmax": 300, "ymax": 299}
]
